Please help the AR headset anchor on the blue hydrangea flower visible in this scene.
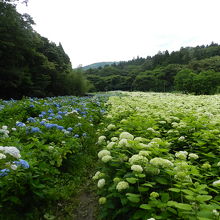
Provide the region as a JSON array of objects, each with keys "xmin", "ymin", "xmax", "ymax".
[
  {"xmin": 0, "ymin": 169, "xmax": 10, "ymax": 177},
  {"xmin": 27, "ymin": 117, "xmax": 36, "ymax": 123},
  {"xmin": 67, "ymin": 127, "xmax": 73, "ymax": 132},
  {"xmin": 31, "ymin": 127, "xmax": 41, "ymax": 133},
  {"xmin": 74, "ymin": 134, "xmax": 79, "ymax": 138},
  {"xmin": 29, "ymin": 104, "xmax": 34, "ymax": 108},
  {"xmin": 55, "ymin": 115, "xmax": 62, "ymax": 119},
  {"xmin": 47, "ymin": 117, "xmax": 53, "ymax": 120},
  {"xmin": 82, "ymin": 133, "xmax": 87, "ymax": 137},
  {"xmin": 57, "ymin": 126, "xmax": 64, "ymax": 130},
  {"xmin": 14, "ymin": 159, "xmax": 30, "ymax": 168},
  {"xmin": 16, "ymin": 122, "xmax": 26, "ymax": 127}
]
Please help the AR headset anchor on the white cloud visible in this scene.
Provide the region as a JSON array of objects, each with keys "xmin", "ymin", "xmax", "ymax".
[{"xmin": 17, "ymin": 0, "xmax": 220, "ymax": 67}]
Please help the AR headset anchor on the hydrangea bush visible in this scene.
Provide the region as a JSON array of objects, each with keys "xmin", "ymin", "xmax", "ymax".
[{"xmin": 94, "ymin": 92, "xmax": 220, "ymax": 220}]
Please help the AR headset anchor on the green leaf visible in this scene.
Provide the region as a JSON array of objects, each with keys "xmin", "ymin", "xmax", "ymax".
[
  {"xmin": 126, "ymin": 193, "xmax": 141, "ymax": 203},
  {"xmin": 138, "ymin": 186, "xmax": 149, "ymax": 192},
  {"xmin": 155, "ymin": 177, "xmax": 168, "ymax": 185},
  {"xmin": 161, "ymin": 193, "xmax": 170, "ymax": 202},
  {"xmin": 175, "ymin": 203, "xmax": 192, "ymax": 210},
  {"xmin": 140, "ymin": 204, "xmax": 151, "ymax": 210},
  {"xmin": 182, "ymin": 189, "xmax": 194, "ymax": 195},
  {"xmin": 169, "ymin": 188, "xmax": 181, "ymax": 193},
  {"xmin": 126, "ymin": 177, "xmax": 137, "ymax": 184},
  {"xmin": 196, "ymin": 195, "xmax": 212, "ymax": 202}
]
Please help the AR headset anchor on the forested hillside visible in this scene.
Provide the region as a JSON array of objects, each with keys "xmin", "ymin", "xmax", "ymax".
[
  {"xmin": 85, "ymin": 44, "xmax": 220, "ymax": 95},
  {"xmin": 0, "ymin": 1, "xmax": 89, "ymax": 99}
]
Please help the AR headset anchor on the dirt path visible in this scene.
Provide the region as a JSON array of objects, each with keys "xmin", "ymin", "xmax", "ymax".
[{"xmin": 73, "ymin": 190, "xmax": 98, "ymax": 220}]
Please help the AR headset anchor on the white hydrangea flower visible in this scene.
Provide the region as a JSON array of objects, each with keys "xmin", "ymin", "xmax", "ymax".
[
  {"xmin": 107, "ymin": 124, "xmax": 116, "ymax": 130},
  {"xmin": 131, "ymin": 165, "xmax": 143, "ymax": 173},
  {"xmin": 2, "ymin": 126, "xmax": 8, "ymax": 130},
  {"xmin": 11, "ymin": 128, "xmax": 17, "ymax": 131},
  {"xmin": 150, "ymin": 157, "xmax": 173, "ymax": 168},
  {"xmin": 118, "ymin": 139, "xmax": 129, "ymax": 147},
  {"xmin": 111, "ymin": 137, "xmax": 118, "ymax": 142},
  {"xmin": 174, "ymin": 172, "xmax": 192, "ymax": 182},
  {"xmin": 188, "ymin": 153, "xmax": 199, "ymax": 160},
  {"xmin": 147, "ymin": 128, "xmax": 155, "ymax": 132},
  {"xmin": 134, "ymin": 137, "xmax": 144, "ymax": 142},
  {"xmin": 129, "ymin": 154, "xmax": 148, "ymax": 165},
  {"xmin": 92, "ymin": 171, "xmax": 103, "ymax": 180},
  {"xmin": 106, "ymin": 142, "xmax": 115, "ymax": 150},
  {"xmin": 97, "ymin": 136, "xmax": 106, "ymax": 144},
  {"xmin": 10, "ymin": 164, "xmax": 17, "ymax": 170},
  {"xmin": 101, "ymin": 155, "xmax": 112, "ymax": 163},
  {"xmin": 0, "ymin": 146, "xmax": 21, "ymax": 159},
  {"xmin": 217, "ymin": 162, "xmax": 220, "ymax": 167},
  {"xmin": 213, "ymin": 209, "xmax": 219, "ymax": 216},
  {"xmin": 0, "ymin": 153, "xmax": 6, "ymax": 159},
  {"xmin": 119, "ymin": 132, "xmax": 134, "ymax": 140},
  {"xmin": 147, "ymin": 218, "xmax": 155, "ymax": 220},
  {"xmin": 98, "ymin": 150, "xmax": 111, "ymax": 159},
  {"xmin": 202, "ymin": 162, "xmax": 211, "ymax": 169},
  {"xmin": 139, "ymin": 143, "xmax": 150, "ymax": 148},
  {"xmin": 213, "ymin": 180, "xmax": 220, "ymax": 187},
  {"xmin": 116, "ymin": 181, "xmax": 129, "ymax": 191},
  {"xmin": 99, "ymin": 197, "xmax": 107, "ymax": 205},
  {"xmin": 178, "ymin": 136, "xmax": 185, "ymax": 141},
  {"xmin": 139, "ymin": 150, "xmax": 150, "ymax": 157},
  {"xmin": 175, "ymin": 151, "xmax": 188, "ymax": 160},
  {"xmin": 97, "ymin": 179, "xmax": 105, "ymax": 188}
]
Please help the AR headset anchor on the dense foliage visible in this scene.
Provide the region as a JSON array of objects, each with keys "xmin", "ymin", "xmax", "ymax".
[
  {"xmin": 0, "ymin": 1, "xmax": 89, "ymax": 99},
  {"xmin": 94, "ymin": 92, "xmax": 220, "ymax": 220},
  {"xmin": 0, "ymin": 94, "xmax": 108, "ymax": 219},
  {"xmin": 85, "ymin": 44, "xmax": 220, "ymax": 95}
]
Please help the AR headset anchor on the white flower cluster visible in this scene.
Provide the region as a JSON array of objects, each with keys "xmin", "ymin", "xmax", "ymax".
[
  {"xmin": 97, "ymin": 136, "xmax": 106, "ymax": 144},
  {"xmin": 111, "ymin": 137, "xmax": 118, "ymax": 142},
  {"xmin": 0, "ymin": 153, "xmax": 6, "ymax": 159},
  {"xmin": 92, "ymin": 171, "xmax": 104, "ymax": 180},
  {"xmin": 174, "ymin": 172, "xmax": 192, "ymax": 183},
  {"xmin": 116, "ymin": 181, "xmax": 129, "ymax": 191},
  {"xmin": 188, "ymin": 153, "xmax": 199, "ymax": 160},
  {"xmin": 118, "ymin": 139, "xmax": 129, "ymax": 147},
  {"xmin": 119, "ymin": 132, "xmax": 134, "ymax": 140},
  {"xmin": 213, "ymin": 180, "xmax": 220, "ymax": 187},
  {"xmin": 129, "ymin": 154, "xmax": 148, "ymax": 165},
  {"xmin": 101, "ymin": 155, "xmax": 112, "ymax": 163},
  {"xmin": 106, "ymin": 142, "xmax": 115, "ymax": 150},
  {"xmin": 150, "ymin": 157, "xmax": 173, "ymax": 168},
  {"xmin": 139, "ymin": 150, "xmax": 150, "ymax": 157},
  {"xmin": 107, "ymin": 124, "xmax": 116, "ymax": 130},
  {"xmin": 97, "ymin": 179, "xmax": 105, "ymax": 188},
  {"xmin": 0, "ymin": 126, "xmax": 9, "ymax": 138},
  {"xmin": 0, "ymin": 146, "xmax": 21, "ymax": 159},
  {"xmin": 98, "ymin": 150, "xmax": 111, "ymax": 159},
  {"xmin": 175, "ymin": 151, "xmax": 188, "ymax": 160},
  {"xmin": 131, "ymin": 164, "xmax": 143, "ymax": 173}
]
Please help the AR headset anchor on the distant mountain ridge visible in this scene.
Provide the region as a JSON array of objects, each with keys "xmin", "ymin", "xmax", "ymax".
[{"xmin": 82, "ymin": 61, "xmax": 119, "ymax": 70}]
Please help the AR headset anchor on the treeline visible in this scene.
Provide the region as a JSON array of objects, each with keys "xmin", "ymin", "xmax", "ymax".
[
  {"xmin": 85, "ymin": 44, "xmax": 220, "ymax": 95},
  {"xmin": 0, "ymin": 1, "xmax": 89, "ymax": 99}
]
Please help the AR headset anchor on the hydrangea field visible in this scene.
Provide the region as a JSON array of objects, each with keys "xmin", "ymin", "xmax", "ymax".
[
  {"xmin": 94, "ymin": 92, "xmax": 220, "ymax": 220},
  {"xmin": 0, "ymin": 94, "xmax": 108, "ymax": 219},
  {"xmin": 1, "ymin": 92, "xmax": 220, "ymax": 220}
]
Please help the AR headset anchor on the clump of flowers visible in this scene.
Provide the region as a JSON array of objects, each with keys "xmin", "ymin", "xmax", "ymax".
[
  {"xmin": 101, "ymin": 155, "xmax": 112, "ymax": 163},
  {"xmin": 107, "ymin": 124, "xmax": 116, "ymax": 130},
  {"xmin": 150, "ymin": 157, "xmax": 173, "ymax": 168},
  {"xmin": 150, "ymin": 192, "xmax": 159, "ymax": 198},
  {"xmin": 119, "ymin": 132, "xmax": 134, "ymax": 140},
  {"xmin": 99, "ymin": 197, "xmax": 107, "ymax": 205},
  {"xmin": 97, "ymin": 136, "xmax": 106, "ymax": 144},
  {"xmin": 0, "ymin": 126, "xmax": 10, "ymax": 138},
  {"xmin": 131, "ymin": 164, "xmax": 143, "ymax": 173},
  {"xmin": 116, "ymin": 181, "xmax": 129, "ymax": 191},
  {"xmin": 129, "ymin": 154, "xmax": 148, "ymax": 165},
  {"xmin": 106, "ymin": 142, "xmax": 115, "ymax": 150},
  {"xmin": 98, "ymin": 150, "xmax": 111, "ymax": 159},
  {"xmin": 0, "ymin": 146, "xmax": 21, "ymax": 159},
  {"xmin": 98, "ymin": 179, "xmax": 106, "ymax": 188},
  {"xmin": 175, "ymin": 151, "xmax": 188, "ymax": 160},
  {"xmin": 188, "ymin": 153, "xmax": 199, "ymax": 160},
  {"xmin": 118, "ymin": 138, "xmax": 129, "ymax": 147},
  {"xmin": 213, "ymin": 180, "xmax": 220, "ymax": 187}
]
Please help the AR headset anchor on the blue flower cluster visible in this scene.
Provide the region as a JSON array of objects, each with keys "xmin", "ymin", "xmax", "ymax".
[{"xmin": 13, "ymin": 159, "xmax": 30, "ymax": 169}]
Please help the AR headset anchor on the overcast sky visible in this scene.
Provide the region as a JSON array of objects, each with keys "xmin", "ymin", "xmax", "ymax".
[{"xmin": 17, "ymin": 0, "xmax": 220, "ymax": 68}]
